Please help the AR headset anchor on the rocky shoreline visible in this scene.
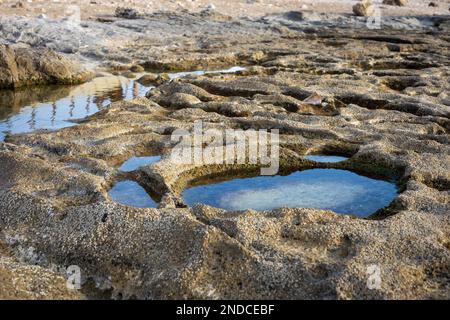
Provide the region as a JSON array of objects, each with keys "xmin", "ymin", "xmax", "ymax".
[{"xmin": 0, "ymin": 9, "xmax": 449, "ymax": 299}]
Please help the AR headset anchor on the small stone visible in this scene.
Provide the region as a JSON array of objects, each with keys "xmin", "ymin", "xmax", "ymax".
[
  {"xmin": 137, "ymin": 73, "xmax": 159, "ymax": 86},
  {"xmin": 11, "ymin": 1, "xmax": 25, "ymax": 8},
  {"xmin": 157, "ymin": 73, "xmax": 170, "ymax": 84},
  {"xmin": 303, "ymin": 92, "xmax": 323, "ymax": 106},
  {"xmin": 115, "ymin": 7, "xmax": 140, "ymax": 19},
  {"xmin": 205, "ymin": 3, "xmax": 216, "ymax": 11},
  {"xmin": 139, "ymin": 73, "xmax": 170, "ymax": 86},
  {"xmin": 353, "ymin": 1, "xmax": 375, "ymax": 17},
  {"xmin": 165, "ymin": 93, "xmax": 202, "ymax": 109},
  {"xmin": 428, "ymin": 2, "xmax": 438, "ymax": 7},
  {"xmin": 251, "ymin": 51, "xmax": 266, "ymax": 62}
]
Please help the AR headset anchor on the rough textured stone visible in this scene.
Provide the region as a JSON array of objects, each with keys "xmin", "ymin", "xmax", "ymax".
[
  {"xmin": 138, "ymin": 73, "xmax": 169, "ymax": 86},
  {"xmin": 0, "ymin": 238, "xmax": 84, "ymax": 300},
  {"xmin": 0, "ymin": 44, "xmax": 93, "ymax": 89},
  {"xmin": 115, "ymin": 7, "xmax": 140, "ymax": 19},
  {"xmin": 0, "ymin": 11, "xmax": 449, "ymax": 300},
  {"xmin": 353, "ymin": 1, "xmax": 375, "ymax": 17}
]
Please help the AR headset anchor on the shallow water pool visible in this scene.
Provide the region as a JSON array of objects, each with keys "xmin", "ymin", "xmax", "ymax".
[
  {"xmin": 182, "ymin": 169, "xmax": 398, "ymax": 217},
  {"xmin": 0, "ymin": 66, "xmax": 245, "ymax": 141},
  {"xmin": 108, "ymin": 180, "xmax": 158, "ymax": 208},
  {"xmin": 0, "ymin": 75, "xmax": 151, "ymax": 140}
]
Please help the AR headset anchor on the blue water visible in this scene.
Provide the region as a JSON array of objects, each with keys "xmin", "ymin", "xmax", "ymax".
[
  {"xmin": 108, "ymin": 180, "xmax": 158, "ymax": 208},
  {"xmin": 0, "ymin": 66, "xmax": 245, "ymax": 141},
  {"xmin": 119, "ymin": 156, "xmax": 161, "ymax": 172},
  {"xmin": 304, "ymin": 155, "xmax": 349, "ymax": 163},
  {"xmin": 182, "ymin": 169, "xmax": 397, "ymax": 217},
  {"xmin": 0, "ymin": 76, "xmax": 151, "ymax": 140}
]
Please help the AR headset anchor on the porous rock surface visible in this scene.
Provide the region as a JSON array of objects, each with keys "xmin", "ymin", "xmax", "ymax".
[
  {"xmin": 353, "ymin": 1, "xmax": 375, "ymax": 17},
  {"xmin": 0, "ymin": 238, "xmax": 84, "ymax": 299},
  {"xmin": 0, "ymin": 44, "xmax": 93, "ymax": 89},
  {"xmin": 0, "ymin": 12, "xmax": 449, "ymax": 300}
]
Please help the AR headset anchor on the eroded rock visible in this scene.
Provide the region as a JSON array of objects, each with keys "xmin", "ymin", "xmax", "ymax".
[
  {"xmin": 353, "ymin": 1, "xmax": 375, "ymax": 17},
  {"xmin": 0, "ymin": 11, "xmax": 449, "ymax": 301},
  {"xmin": 0, "ymin": 44, "xmax": 93, "ymax": 89},
  {"xmin": 115, "ymin": 7, "xmax": 141, "ymax": 19},
  {"xmin": 0, "ymin": 256, "xmax": 84, "ymax": 300}
]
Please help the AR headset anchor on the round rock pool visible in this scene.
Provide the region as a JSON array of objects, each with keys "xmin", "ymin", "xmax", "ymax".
[{"xmin": 182, "ymin": 169, "xmax": 398, "ymax": 217}]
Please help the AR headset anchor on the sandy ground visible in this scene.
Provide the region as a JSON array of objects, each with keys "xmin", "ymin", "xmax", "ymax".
[{"xmin": 0, "ymin": 0, "xmax": 449, "ymax": 20}]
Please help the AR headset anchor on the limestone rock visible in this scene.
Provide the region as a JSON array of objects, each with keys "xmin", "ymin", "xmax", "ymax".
[
  {"xmin": 0, "ymin": 256, "xmax": 84, "ymax": 300},
  {"xmin": 150, "ymin": 81, "xmax": 217, "ymax": 101},
  {"xmin": 303, "ymin": 92, "xmax": 324, "ymax": 106},
  {"xmin": 138, "ymin": 73, "xmax": 169, "ymax": 86},
  {"xmin": 160, "ymin": 92, "xmax": 202, "ymax": 109},
  {"xmin": 0, "ymin": 44, "xmax": 94, "ymax": 89},
  {"xmin": 115, "ymin": 7, "xmax": 140, "ymax": 19},
  {"xmin": 353, "ymin": 1, "xmax": 375, "ymax": 17}
]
